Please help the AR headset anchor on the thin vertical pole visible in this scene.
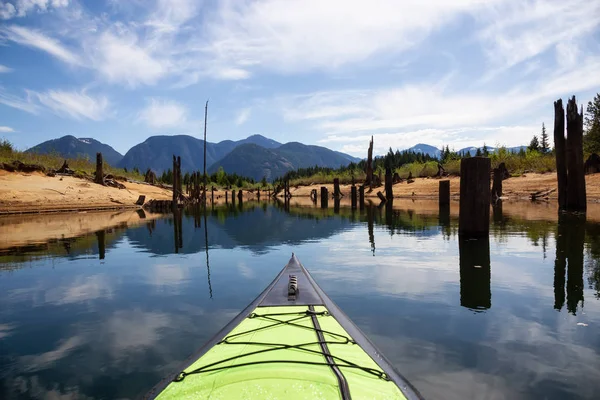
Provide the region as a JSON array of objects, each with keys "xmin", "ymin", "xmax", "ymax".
[{"xmin": 203, "ymin": 100, "xmax": 209, "ymax": 205}]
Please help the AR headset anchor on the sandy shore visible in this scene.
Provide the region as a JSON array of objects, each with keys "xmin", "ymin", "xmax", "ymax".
[
  {"xmin": 285, "ymin": 173, "xmax": 600, "ymax": 201},
  {"xmin": 2, "ymin": 170, "xmax": 600, "ymax": 214}
]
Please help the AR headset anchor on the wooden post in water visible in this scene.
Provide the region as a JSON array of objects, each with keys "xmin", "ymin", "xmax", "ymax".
[
  {"xmin": 351, "ymin": 185, "xmax": 357, "ymax": 209},
  {"xmin": 384, "ymin": 168, "xmax": 393, "ymax": 201},
  {"xmin": 225, "ymin": 190, "xmax": 229, "ymax": 204},
  {"xmin": 172, "ymin": 155, "xmax": 178, "ymax": 209},
  {"xmin": 231, "ymin": 190, "xmax": 236, "ymax": 206},
  {"xmin": 333, "ymin": 178, "xmax": 341, "ymax": 198},
  {"xmin": 238, "ymin": 189, "xmax": 243, "ymax": 204},
  {"xmin": 566, "ymin": 96, "xmax": 586, "ymax": 212},
  {"xmin": 359, "ymin": 185, "xmax": 365, "ymax": 210},
  {"xmin": 211, "ymin": 186, "xmax": 215, "ymax": 204},
  {"xmin": 320, "ymin": 186, "xmax": 328, "ymax": 208},
  {"xmin": 177, "ymin": 156, "xmax": 182, "ymax": 201},
  {"xmin": 95, "ymin": 152, "xmax": 104, "ymax": 185},
  {"xmin": 554, "ymin": 99, "xmax": 567, "ymax": 211},
  {"xmin": 257, "ymin": 189, "xmax": 261, "ymax": 201},
  {"xmin": 439, "ymin": 180, "xmax": 450, "ymax": 206},
  {"xmin": 459, "ymin": 157, "xmax": 490, "ymax": 237},
  {"xmin": 96, "ymin": 230, "xmax": 106, "ymax": 260},
  {"xmin": 490, "ymin": 169, "xmax": 502, "ymax": 202}
]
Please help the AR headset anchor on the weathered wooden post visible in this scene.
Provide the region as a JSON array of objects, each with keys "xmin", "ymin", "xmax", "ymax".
[
  {"xmin": 439, "ymin": 180, "xmax": 450, "ymax": 206},
  {"xmin": 238, "ymin": 189, "xmax": 243, "ymax": 203},
  {"xmin": 225, "ymin": 190, "xmax": 229, "ymax": 204},
  {"xmin": 566, "ymin": 96, "xmax": 586, "ymax": 212},
  {"xmin": 384, "ymin": 168, "xmax": 393, "ymax": 201},
  {"xmin": 491, "ymin": 168, "xmax": 502, "ymax": 201},
  {"xmin": 320, "ymin": 186, "xmax": 328, "ymax": 208},
  {"xmin": 333, "ymin": 178, "xmax": 341, "ymax": 198},
  {"xmin": 459, "ymin": 235, "xmax": 491, "ymax": 309},
  {"xmin": 177, "ymin": 156, "xmax": 182, "ymax": 201},
  {"xmin": 359, "ymin": 185, "xmax": 365, "ymax": 210},
  {"xmin": 231, "ymin": 189, "xmax": 236, "ymax": 206},
  {"xmin": 172, "ymin": 155, "xmax": 178, "ymax": 209},
  {"xmin": 554, "ymin": 99, "xmax": 567, "ymax": 211},
  {"xmin": 95, "ymin": 152, "xmax": 104, "ymax": 185},
  {"xmin": 257, "ymin": 189, "xmax": 261, "ymax": 201},
  {"xmin": 351, "ymin": 185, "xmax": 357, "ymax": 209},
  {"xmin": 458, "ymin": 157, "xmax": 490, "ymax": 237},
  {"xmin": 365, "ymin": 136, "xmax": 374, "ymax": 189},
  {"xmin": 334, "ymin": 197, "xmax": 340, "ymax": 214}
]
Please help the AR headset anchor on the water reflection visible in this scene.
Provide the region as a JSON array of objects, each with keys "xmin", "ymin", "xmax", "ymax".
[
  {"xmin": 459, "ymin": 236, "xmax": 491, "ymax": 310},
  {"xmin": 2, "ymin": 202, "xmax": 600, "ymax": 400}
]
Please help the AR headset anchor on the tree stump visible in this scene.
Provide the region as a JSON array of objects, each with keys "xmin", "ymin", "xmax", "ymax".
[
  {"xmin": 439, "ymin": 180, "xmax": 450, "ymax": 206},
  {"xmin": 584, "ymin": 153, "xmax": 600, "ymax": 174},
  {"xmin": 459, "ymin": 157, "xmax": 490, "ymax": 237},
  {"xmin": 95, "ymin": 153, "xmax": 104, "ymax": 185},
  {"xmin": 238, "ymin": 189, "xmax": 243, "ymax": 203},
  {"xmin": 351, "ymin": 185, "xmax": 357, "ymax": 209},
  {"xmin": 376, "ymin": 191, "xmax": 386, "ymax": 203},
  {"xmin": 135, "ymin": 195, "xmax": 146, "ymax": 206},
  {"xmin": 365, "ymin": 136, "xmax": 374, "ymax": 188},
  {"xmin": 359, "ymin": 185, "xmax": 365, "ymax": 210},
  {"xmin": 384, "ymin": 168, "xmax": 393, "ymax": 201},
  {"xmin": 333, "ymin": 178, "xmax": 341, "ymax": 198},
  {"xmin": 320, "ymin": 186, "xmax": 328, "ymax": 208}
]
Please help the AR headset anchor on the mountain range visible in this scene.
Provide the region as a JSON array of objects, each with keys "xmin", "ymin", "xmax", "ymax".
[
  {"xmin": 27, "ymin": 134, "xmax": 360, "ymax": 181},
  {"xmin": 406, "ymin": 143, "xmax": 528, "ymax": 158}
]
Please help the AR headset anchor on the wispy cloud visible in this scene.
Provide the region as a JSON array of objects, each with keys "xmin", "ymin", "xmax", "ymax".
[
  {"xmin": 0, "ymin": 64, "xmax": 12, "ymax": 73},
  {"xmin": 0, "ymin": 0, "xmax": 69, "ymax": 20},
  {"xmin": 29, "ymin": 89, "xmax": 110, "ymax": 121},
  {"xmin": 1, "ymin": 25, "xmax": 81, "ymax": 65},
  {"xmin": 235, "ymin": 107, "xmax": 251, "ymax": 125},
  {"xmin": 0, "ymin": 86, "xmax": 110, "ymax": 120},
  {"xmin": 0, "ymin": 126, "xmax": 15, "ymax": 132},
  {"xmin": 137, "ymin": 98, "xmax": 188, "ymax": 129}
]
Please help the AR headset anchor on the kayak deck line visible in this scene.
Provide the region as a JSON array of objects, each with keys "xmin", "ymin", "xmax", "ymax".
[
  {"xmin": 173, "ymin": 307, "xmax": 388, "ymax": 383},
  {"xmin": 146, "ymin": 254, "xmax": 423, "ymax": 400}
]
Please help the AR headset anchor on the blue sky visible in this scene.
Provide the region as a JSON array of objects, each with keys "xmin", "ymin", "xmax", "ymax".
[{"xmin": 0, "ymin": 0, "xmax": 599, "ymax": 156}]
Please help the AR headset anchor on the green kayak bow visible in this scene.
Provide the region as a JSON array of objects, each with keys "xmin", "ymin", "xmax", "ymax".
[{"xmin": 145, "ymin": 254, "xmax": 422, "ymax": 400}]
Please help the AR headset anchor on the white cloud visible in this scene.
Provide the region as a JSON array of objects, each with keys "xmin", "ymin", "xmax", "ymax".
[
  {"xmin": 0, "ymin": 86, "xmax": 109, "ymax": 120},
  {"xmin": 29, "ymin": 89, "xmax": 110, "ymax": 121},
  {"xmin": 476, "ymin": 0, "xmax": 600, "ymax": 71},
  {"xmin": 90, "ymin": 30, "xmax": 168, "ymax": 87},
  {"xmin": 0, "ymin": 0, "xmax": 69, "ymax": 20},
  {"xmin": 137, "ymin": 98, "xmax": 188, "ymax": 129},
  {"xmin": 1, "ymin": 25, "xmax": 81, "ymax": 65},
  {"xmin": 235, "ymin": 107, "xmax": 251, "ymax": 125},
  {"xmin": 0, "ymin": 126, "xmax": 14, "ymax": 132},
  {"xmin": 0, "ymin": 64, "xmax": 12, "ymax": 73},
  {"xmin": 201, "ymin": 0, "xmax": 495, "ymax": 75}
]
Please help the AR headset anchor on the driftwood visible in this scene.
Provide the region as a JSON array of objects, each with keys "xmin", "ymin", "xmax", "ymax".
[
  {"xmin": 376, "ymin": 191, "xmax": 386, "ymax": 202},
  {"xmin": 56, "ymin": 160, "xmax": 74, "ymax": 174},
  {"xmin": 1, "ymin": 160, "xmax": 46, "ymax": 173},
  {"xmin": 530, "ymin": 188, "xmax": 557, "ymax": 201}
]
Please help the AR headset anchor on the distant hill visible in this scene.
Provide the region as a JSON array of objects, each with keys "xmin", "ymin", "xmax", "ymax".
[
  {"xmin": 457, "ymin": 145, "xmax": 527, "ymax": 155},
  {"xmin": 26, "ymin": 135, "xmax": 123, "ymax": 165},
  {"xmin": 209, "ymin": 142, "xmax": 359, "ymax": 181},
  {"xmin": 406, "ymin": 143, "xmax": 441, "ymax": 158}
]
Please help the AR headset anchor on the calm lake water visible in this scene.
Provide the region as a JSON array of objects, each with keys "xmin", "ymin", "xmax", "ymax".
[{"xmin": 1, "ymin": 201, "xmax": 600, "ymax": 399}]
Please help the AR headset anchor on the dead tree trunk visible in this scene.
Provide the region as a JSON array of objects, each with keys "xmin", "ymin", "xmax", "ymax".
[
  {"xmin": 333, "ymin": 178, "xmax": 341, "ymax": 198},
  {"xmin": 459, "ymin": 157, "xmax": 490, "ymax": 237},
  {"xmin": 172, "ymin": 155, "xmax": 178, "ymax": 209},
  {"xmin": 237, "ymin": 189, "xmax": 243, "ymax": 203},
  {"xmin": 351, "ymin": 185, "xmax": 357, "ymax": 209},
  {"xmin": 232, "ymin": 190, "xmax": 236, "ymax": 206},
  {"xmin": 554, "ymin": 99, "xmax": 567, "ymax": 211},
  {"xmin": 359, "ymin": 185, "xmax": 365, "ymax": 210},
  {"xmin": 95, "ymin": 153, "xmax": 104, "ymax": 185},
  {"xmin": 365, "ymin": 136, "xmax": 374, "ymax": 189},
  {"xmin": 566, "ymin": 96, "xmax": 586, "ymax": 212},
  {"xmin": 384, "ymin": 168, "xmax": 393, "ymax": 201}
]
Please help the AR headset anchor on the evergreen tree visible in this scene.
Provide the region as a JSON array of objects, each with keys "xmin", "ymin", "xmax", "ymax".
[
  {"xmin": 528, "ymin": 135, "xmax": 540, "ymax": 152},
  {"xmin": 584, "ymin": 93, "xmax": 600, "ymax": 154},
  {"xmin": 465, "ymin": 150, "xmax": 471, "ymax": 158},
  {"xmin": 482, "ymin": 144, "xmax": 489, "ymax": 157},
  {"xmin": 475, "ymin": 148, "xmax": 482, "ymax": 157},
  {"xmin": 540, "ymin": 123, "xmax": 549, "ymax": 153}
]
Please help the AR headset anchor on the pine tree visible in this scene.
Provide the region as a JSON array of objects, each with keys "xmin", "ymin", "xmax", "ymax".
[
  {"xmin": 540, "ymin": 123, "xmax": 549, "ymax": 153},
  {"xmin": 482, "ymin": 144, "xmax": 489, "ymax": 157},
  {"xmin": 528, "ymin": 135, "xmax": 540, "ymax": 152},
  {"xmin": 584, "ymin": 93, "xmax": 600, "ymax": 154},
  {"xmin": 476, "ymin": 148, "xmax": 482, "ymax": 157}
]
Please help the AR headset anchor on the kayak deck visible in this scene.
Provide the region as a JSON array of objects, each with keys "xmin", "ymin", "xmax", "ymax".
[{"xmin": 147, "ymin": 255, "xmax": 421, "ymax": 400}]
